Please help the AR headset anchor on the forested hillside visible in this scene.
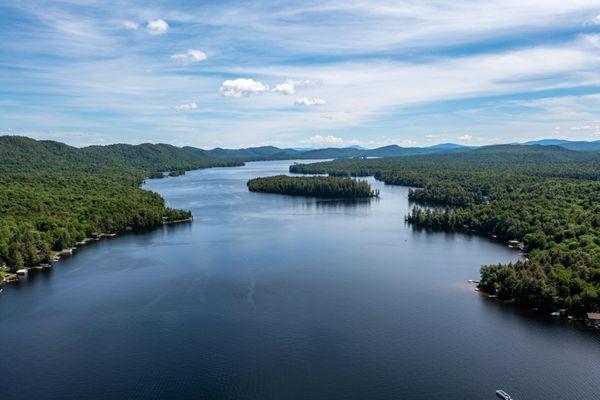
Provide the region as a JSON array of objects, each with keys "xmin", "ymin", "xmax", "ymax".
[
  {"xmin": 290, "ymin": 145, "xmax": 600, "ymax": 316},
  {"xmin": 0, "ymin": 136, "xmax": 240, "ymax": 275}
]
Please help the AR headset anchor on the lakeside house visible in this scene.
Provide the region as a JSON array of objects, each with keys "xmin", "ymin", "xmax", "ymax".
[{"xmin": 585, "ymin": 313, "xmax": 600, "ymax": 328}]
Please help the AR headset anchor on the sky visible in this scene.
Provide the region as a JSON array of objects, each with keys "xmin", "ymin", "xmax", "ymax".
[{"xmin": 1, "ymin": 0, "xmax": 600, "ymax": 149}]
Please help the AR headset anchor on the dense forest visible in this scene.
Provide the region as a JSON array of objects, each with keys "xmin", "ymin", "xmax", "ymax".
[
  {"xmin": 290, "ymin": 145, "xmax": 600, "ymax": 316},
  {"xmin": 0, "ymin": 136, "xmax": 241, "ymax": 277},
  {"xmin": 247, "ymin": 175, "xmax": 378, "ymax": 198}
]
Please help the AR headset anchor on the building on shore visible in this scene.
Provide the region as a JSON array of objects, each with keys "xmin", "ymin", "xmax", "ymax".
[{"xmin": 584, "ymin": 313, "xmax": 600, "ymax": 328}]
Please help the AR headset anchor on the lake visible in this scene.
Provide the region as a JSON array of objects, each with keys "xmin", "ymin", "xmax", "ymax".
[{"xmin": 1, "ymin": 160, "xmax": 598, "ymax": 400}]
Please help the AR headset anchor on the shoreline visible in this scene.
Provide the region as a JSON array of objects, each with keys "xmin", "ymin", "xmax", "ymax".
[
  {"xmin": 475, "ymin": 289, "xmax": 600, "ymax": 333},
  {"xmin": 2, "ymin": 164, "xmax": 201, "ymax": 290},
  {"xmin": 0, "ymin": 217, "xmax": 193, "ymax": 289},
  {"xmin": 295, "ymin": 170, "xmax": 596, "ymax": 330}
]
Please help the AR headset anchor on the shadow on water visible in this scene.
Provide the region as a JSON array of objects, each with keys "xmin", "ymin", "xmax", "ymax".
[{"xmin": 314, "ymin": 197, "xmax": 378, "ymax": 208}]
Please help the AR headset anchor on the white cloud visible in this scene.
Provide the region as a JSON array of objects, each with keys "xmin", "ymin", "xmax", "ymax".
[
  {"xmin": 295, "ymin": 97, "xmax": 326, "ymax": 106},
  {"xmin": 220, "ymin": 78, "xmax": 268, "ymax": 98},
  {"xmin": 308, "ymin": 134, "xmax": 344, "ymax": 145},
  {"xmin": 175, "ymin": 102, "xmax": 198, "ymax": 111},
  {"xmin": 457, "ymin": 134, "xmax": 473, "ymax": 141},
  {"xmin": 147, "ymin": 19, "xmax": 169, "ymax": 35},
  {"xmin": 221, "ymin": 34, "xmax": 600, "ymax": 135},
  {"xmin": 272, "ymin": 82, "xmax": 295, "ymax": 95},
  {"xmin": 515, "ymin": 94, "xmax": 600, "ymax": 120},
  {"xmin": 122, "ymin": 21, "xmax": 139, "ymax": 30},
  {"xmin": 6, "ymin": 2, "xmax": 600, "ymax": 148},
  {"xmin": 289, "ymin": 79, "xmax": 313, "ymax": 86},
  {"xmin": 272, "ymin": 79, "xmax": 314, "ymax": 95},
  {"xmin": 171, "ymin": 49, "xmax": 207, "ymax": 64},
  {"xmin": 593, "ymin": 14, "xmax": 600, "ymax": 25},
  {"xmin": 303, "ymin": 134, "xmax": 366, "ymax": 147}
]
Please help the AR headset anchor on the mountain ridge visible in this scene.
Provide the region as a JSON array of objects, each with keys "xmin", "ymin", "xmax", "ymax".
[{"xmin": 2, "ymin": 136, "xmax": 599, "ymax": 173}]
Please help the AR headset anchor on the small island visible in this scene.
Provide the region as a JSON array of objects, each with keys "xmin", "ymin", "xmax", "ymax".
[{"xmin": 247, "ymin": 175, "xmax": 379, "ymax": 198}]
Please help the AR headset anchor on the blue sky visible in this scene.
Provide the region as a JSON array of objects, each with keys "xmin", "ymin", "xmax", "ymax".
[{"xmin": 1, "ymin": 0, "xmax": 600, "ymax": 148}]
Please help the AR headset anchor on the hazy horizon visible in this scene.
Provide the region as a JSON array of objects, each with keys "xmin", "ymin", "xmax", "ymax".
[{"xmin": 4, "ymin": 134, "xmax": 600, "ymax": 150}]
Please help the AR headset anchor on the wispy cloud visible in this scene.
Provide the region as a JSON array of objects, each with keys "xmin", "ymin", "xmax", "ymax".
[
  {"xmin": 295, "ymin": 97, "xmax": 326, "ymax": 106},
  {"xmin": 122, "ymin": 20, "xmax": 139, "ymax": 30},
  {"xmin": 1, "ymin": 1, "xmax": 600, "ymax": 147},
  {"xmin": 175, "ymin": 102, "xmax": 198, "ymax": 111},
  {"xmin": 171, "ymin": 49, "xmax": 207, "ymax": 63},
  {"xmin": 180, "ymin": 1, "xmax": 600, "ymax": 55}
]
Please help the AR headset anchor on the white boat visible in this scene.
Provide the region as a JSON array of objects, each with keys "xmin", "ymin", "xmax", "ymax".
[
  {"xmin": 16, "ymin": 269, "xmax": 28, "ymax": 276},
  {"xmin": 496, "ymin": 389, "xmax": 512, "ymax": 400},
  {"xmin": 59, "ymin": 248, "xmax": 73, "ymax": 256}
]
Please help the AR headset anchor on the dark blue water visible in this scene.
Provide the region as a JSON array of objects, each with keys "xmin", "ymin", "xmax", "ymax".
[{"xmin": 1, "ymin": 160, "xmax": 598, "ymax": 400}]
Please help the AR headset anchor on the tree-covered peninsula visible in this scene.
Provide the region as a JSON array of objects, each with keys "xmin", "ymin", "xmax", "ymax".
[
  {"xmin": 290, "ymin": 145, "xmax": 600, "ymax": 316},
  {"xmin": 0, "ymin": 136, "xmax": 242, "ymax": 276},
  {"xmin": 247, "ymin": 175, "xmax": 378, "ymax": 198}
]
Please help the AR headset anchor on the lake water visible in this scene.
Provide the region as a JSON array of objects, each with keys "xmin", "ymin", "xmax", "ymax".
[{"xmin": 1, "ymin": 160, "xmax": 598, "ymax": 400}]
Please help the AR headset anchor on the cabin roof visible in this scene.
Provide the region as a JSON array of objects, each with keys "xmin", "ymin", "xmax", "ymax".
[{"xmin": 586, "ymin": 312, "xmax": 600, "ymax": 320}]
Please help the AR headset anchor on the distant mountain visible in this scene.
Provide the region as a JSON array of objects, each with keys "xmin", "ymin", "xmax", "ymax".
[
  {"xmin": 428, "ymin": 143, "xmax": 474, "ymax": 151},
  {"xmin": 524, "ymin": 139, "xmax": 571, "ymax": 146},
  {"xmin": 198, "ymin": 146, "xmax": 299, "ymax": 160},
  {"xmin": 300, "ymin": 147, "xmax": 363, "ymax": 159},
  {"xmin": 524, "ymin": 139, "xmax": 600, "ymax": 152},
  {"xmin": 367, "ymin": 145, "xmax": 410, "ymax": 157},
  {"xmin": 4, "ymin": 135, "xmax": 597, "ymax": 177},
  {"xmin": 271, "ymin": 143, "xmax": 473, "ymax": 159}
]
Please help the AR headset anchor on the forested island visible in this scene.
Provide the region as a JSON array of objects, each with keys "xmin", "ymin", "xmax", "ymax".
[
  {"xmin": 0, "ymin": 136, "xmax": 243, "ymax": 280},
  {"xmin": 290, "ymin": 145, "xmax": 600, "ymax": 317},
  {"xmin": 247, "ymin": 175, "xmax": 378, "ymax": 198}
]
